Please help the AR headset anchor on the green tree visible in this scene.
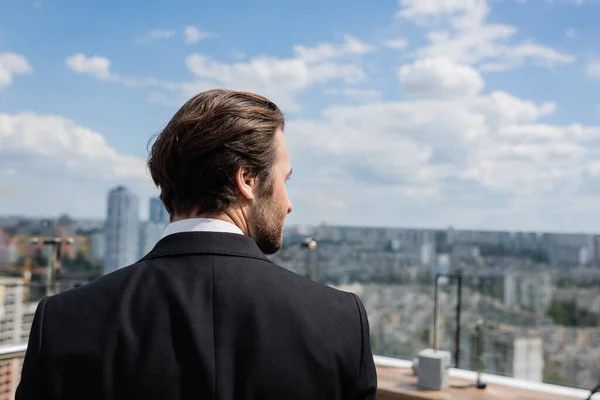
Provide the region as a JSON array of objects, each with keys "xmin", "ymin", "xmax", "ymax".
[{"xmin": 546, "ymin": 299, "xmax": 600, "ymax": 327}]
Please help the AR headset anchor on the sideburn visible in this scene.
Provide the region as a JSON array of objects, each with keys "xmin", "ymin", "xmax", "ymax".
[{"xmin": 256, "ymin": 174, "xmax": 275, "ymax": 199}]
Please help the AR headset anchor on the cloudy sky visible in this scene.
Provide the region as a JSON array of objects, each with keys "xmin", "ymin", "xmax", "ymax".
[{"xmin": 1, "ymin": 0, "xmax": 600, "ymax": 232}]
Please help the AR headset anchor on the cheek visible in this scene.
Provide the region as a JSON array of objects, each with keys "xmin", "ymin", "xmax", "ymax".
[{"xmin": 280, "ymin": 184, "xmax": 291, "ymax": 205}]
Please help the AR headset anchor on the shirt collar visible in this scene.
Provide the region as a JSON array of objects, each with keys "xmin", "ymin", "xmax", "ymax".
[{"xmin": 162, "ymin": 218, "xmax": 244, "ymax": 238}]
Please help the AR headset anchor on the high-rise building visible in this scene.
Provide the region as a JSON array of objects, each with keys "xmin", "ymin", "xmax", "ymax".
[
  {"xmin": 139, "ymin": 221, "xmax": 166, "ymax": 258},
  {"xmin": 149, "ymin": 197, "xmax": 169, "ymax": 224},
  {"xmin": 139, "ymin": 198, "xmax": 169, "ymax": 258},
  {"xmin": 104, "ymin": 186, "xmax": 139, "ymax": 275}
]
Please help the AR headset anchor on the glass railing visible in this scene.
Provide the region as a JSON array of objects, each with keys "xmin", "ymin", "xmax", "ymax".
[
  {"xmin": 274, "ymin": 231, "xmax": 600, "ymax": 393},
  {"xmin": 0, "ymin": 343, "xmax": 26, "ymax": 400},
  {"xmin": 3, "ymin": 234, "xmax": 600, "ymax": 397},
  {"xmin": 0, "ymin": 279, "xmax": 84, "ymax": 399},
  {"xmin": 0, "ymin": 274, "xmax": 598, "ymax": 398}
]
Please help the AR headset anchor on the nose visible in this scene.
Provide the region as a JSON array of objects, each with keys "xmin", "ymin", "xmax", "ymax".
[{"xmin": 287, "ymin": 200, "xmax": 293, "ymax": 214}]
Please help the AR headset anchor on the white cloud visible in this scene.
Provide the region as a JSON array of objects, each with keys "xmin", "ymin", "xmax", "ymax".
[
  {"xmin": 0, "ymin": 112, "xmax": 148, "ymax": 181},
  {"xmin": 230, "ymin": 48, "xmax": 247, "ymax": 60},
  {"xmin": 180, "ymin": 38, "xmax": 373, "ymax": 110},
  {"xmin": 507, "ymin": 41, "xmax": 575, "ymax": 67},
  {"xmin": 0, "ymin": 112, "xmax": 156, "ymax": 217},
  {"xmin": 0, "ymin": 53, "xmax": 33, "ymax": 89},
  {"xmin": 54, "ymin": 3, "xmax": 600, "ymax": 229},
  {"xmin": 398, "ymin": 58, "xmax": 484, "ymax": 99},
  {"xmin": 183, "ymin": 54, "xmax": 365, "ymax": 110},
  {"xmin": 286, "ymin": 78, "xmax": 599, "ymax": 218},
  {"xmin": 293, "ymin": 35, "xmax": 374, "ymax": 63},
  {"xmin": 65, "ymin": 53, "xmax": 111, "ymax": 80},
  {"xmin": 184, "ymin": 25, "xmax": 212, "ymax": 44},
  {"xmin": 66, "ymin": 36, "xmax": 372, "ymax": 111},
  {"xmin": 324, "ymin": 88, "xmax": 382, "ymax": 102},
  {"xmin": 385, "ymin": 37, "xmax": 409, "ymax": 50},
  {"xmin": 586, "ymin": 60, "xmax": 600, "ymax": 78},
  {"xmin": 65, "ymin": 53, "xmax": 181, "ymax": 90},
  {"xmin": 398, "ymin": 0, "xmax": 575, "ymax": 71},
  {"xmin": 473, "ymin": 91, "xmax": 556, "ymax": 126},
  {"xmin": 396, "ymin": 0, "xmax": 490, "ymax": 29},
  {"xmin": 136, "ymin": 29, "xmax": 176, "ymax": 44}
]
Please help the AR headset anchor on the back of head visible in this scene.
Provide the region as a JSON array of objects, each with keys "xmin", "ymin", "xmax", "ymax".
[{"xmin": 147, "ymin": 89, "xmax": 285, "ymax": 220}]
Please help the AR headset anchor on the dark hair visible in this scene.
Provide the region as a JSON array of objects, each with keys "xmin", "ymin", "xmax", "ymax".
[{"xmin": 147, "ymin": 89, "xmax": 284, "ymax": 217}]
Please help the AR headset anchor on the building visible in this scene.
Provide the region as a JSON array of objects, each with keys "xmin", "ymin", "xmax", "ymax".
[
  {"xmin": 461, "ymin": 325, "xmax": 544, "ymax": 382},
  {"xmin": 88, "ymin": 230, "xmax": 105, "ymax": 265},
  {"xmin": 104, "ymin": 186, "xmax": 139, "ymax": 275},
  {"xmin": 139, "ymin": 198, "xmax": 169, "ymax": 258},
  {"xmin": 504, "ymin": 271, "xmax": 552, "ymax": 313},
  {"xmin": 542, "ymin": 233, "xmax": 595, "ymax": 266},
  {"xmin": 149, "ymin": 197, "xmax": 169, "ymax": 224},
  {"xmin": 465, "ymin": 269, "xmax": 552, "ymax": 315},
  {"xmin": 0, "ymin": 244, "xmax": 18, "ymax": 267},
  {"xmin": 139, "ymin": 221, "xmax": 166, "ymax": 258},
  {"xmin": 0, "ymin": 277, "xmax": 38, "ymax": 399}
]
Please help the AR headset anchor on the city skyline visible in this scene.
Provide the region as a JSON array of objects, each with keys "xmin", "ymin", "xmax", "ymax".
[
  {"xmin": 1, "ymin": 186, "xmax": 600, "ymax": 390},
  {"xmin": 3, "ymin": 1, "xmax": 600, "ymax": 232},
  {"xmin": 7, "ymin": 206, "xmax": 600, "ymax": 236}
]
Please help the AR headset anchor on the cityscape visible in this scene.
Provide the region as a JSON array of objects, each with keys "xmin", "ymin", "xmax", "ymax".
[
  {"xmin": 0, "ymin": 185, "xmax": 599, "ymax": 396},
  {"xmin": 4, "ymin": 0, "xmax": 600, "ymax": 397}
]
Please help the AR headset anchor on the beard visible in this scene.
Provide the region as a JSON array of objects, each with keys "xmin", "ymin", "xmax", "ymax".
[{"xmin": 250, "ymin": 190, "xmax": 286, "ymax": 255}]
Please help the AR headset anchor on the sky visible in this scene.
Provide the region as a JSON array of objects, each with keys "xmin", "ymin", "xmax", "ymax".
[{"xmin": 1, "ymin": 0, "xmax": 600, "ymax": 232}]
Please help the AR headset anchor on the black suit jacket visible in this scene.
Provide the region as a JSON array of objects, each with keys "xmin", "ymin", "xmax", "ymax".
[{"xmin": 16, "ymin": 232, "xmax": 377, "ymax": 399}]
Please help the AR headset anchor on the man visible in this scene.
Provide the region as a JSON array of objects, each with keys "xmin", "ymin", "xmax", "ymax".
[{"xmin": 16, "ymin": 89, "xmax": 377, "ymax": 399}]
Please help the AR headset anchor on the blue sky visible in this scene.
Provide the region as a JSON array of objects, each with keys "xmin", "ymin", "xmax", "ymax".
[{"xmin": 2, "ymin": 0, "xmax": 600, "ymax": 232}]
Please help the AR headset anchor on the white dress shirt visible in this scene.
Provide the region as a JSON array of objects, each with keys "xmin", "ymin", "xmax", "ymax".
[{"xmin": 162, "ymin": 218, "xmax": 244, "ymax": 238}]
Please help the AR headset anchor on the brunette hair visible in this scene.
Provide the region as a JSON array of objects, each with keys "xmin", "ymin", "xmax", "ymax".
[{"xmin": 147, "ymin": 89, "xmax": 284, "ymax": 217}]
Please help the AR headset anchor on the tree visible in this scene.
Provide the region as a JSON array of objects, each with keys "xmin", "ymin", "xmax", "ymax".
[{"xmin": 546, "ymin": 299, "xmax": 600, "ymax": 327}]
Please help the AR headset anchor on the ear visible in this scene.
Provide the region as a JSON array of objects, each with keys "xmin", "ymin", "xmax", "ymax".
[{"xmin": 236, "ymin": 167, "xmax": 256, "ymax": 201}]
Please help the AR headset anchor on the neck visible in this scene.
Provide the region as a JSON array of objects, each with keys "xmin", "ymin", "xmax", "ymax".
[{"xmin": 172, "ymin": 209, "xmax": 249, "ymax": 236}]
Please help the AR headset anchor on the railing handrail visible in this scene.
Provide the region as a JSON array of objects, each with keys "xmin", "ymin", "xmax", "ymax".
[{"xmin": 0, "ymin": 342, "xmax": 27, "ymax": 361}]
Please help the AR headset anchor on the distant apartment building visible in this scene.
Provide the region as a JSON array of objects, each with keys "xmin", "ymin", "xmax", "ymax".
[
  {"xmin": 104, "ymin": 186, "xmax": 139, "ymax": 275},
  {"xmin": 540, "ymin": 233, "xmax": 595, "ymax": 265},
  {"xmin": 88, "ymin": 229, "xmax": 105, "ymax": 265},
  {"xmin": 149, "ymin": 197, "xmax": 169, "ymax": 225},
  {"xmin": 139, "ymin": 221, "xmax": 166, "ymax": 258},
  {"xmin": 0, "ymin": 277, "xmax": 38, "ymax": 399},
  {"xmin": 0, "ymin": 244, "xmax": 18, "ymax": 267},
  {"xmin": 0, "ymin": 230, "xmax": 28, "ymax": 266},
  {"xmin": 461, "ymin": 325, "xmax": 544, "ymax": 382},
  {"xmin": 139, "ymin": 198, "xmax": 169, "ymax": 258},
  {"xmin": 504, "ymin": 270, "xmax": 553, "ymax": 313},
  {"xmin": 465, "ymin": 269, "xmax": 552, "ymax": 314}
]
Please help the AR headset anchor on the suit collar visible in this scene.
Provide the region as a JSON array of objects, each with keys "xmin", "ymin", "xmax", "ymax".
[{"xmin": 141, "ymin": 231, "xmax": 269, "ymax": 262}]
